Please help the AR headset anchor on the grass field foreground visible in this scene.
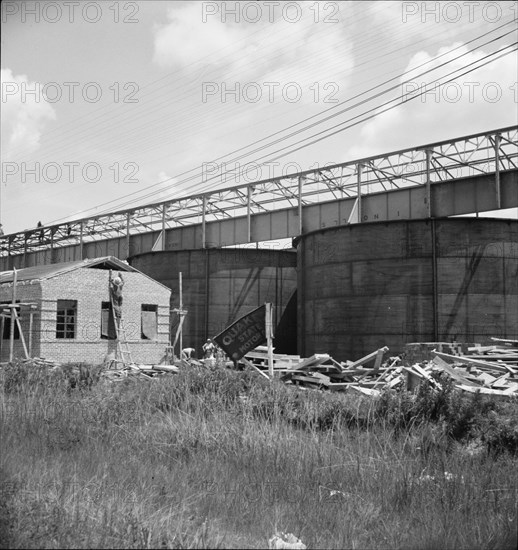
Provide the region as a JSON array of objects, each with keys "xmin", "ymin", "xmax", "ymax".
[{"xmin": 1, "ymin": 361, "xmax": 517, "ymax": 549}]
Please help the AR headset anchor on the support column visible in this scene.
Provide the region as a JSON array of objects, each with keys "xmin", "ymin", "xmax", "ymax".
[
  {"xmin": 126, "ymin": 212, "xmax": 131, "ymax": 258},
  {"xmin": 23, "ymin": 234, "xmax": 28, "ymax": 268},
  {"xmin": 50, "ymin": 228, "xmax": 56, "ymax": 263},
  {"xmin": 494, "ymin": 133, "xmax": 501, "ymax": 209},
  {"xmin": 79, "ymin": 222, "xmax": 84, "ymax": 260},
  {"xmin": 247, "ymin": 186, "xmax": 252, "ymax": 243},
  {"xmin": 425, "ymin": 149, "xmax": 432, "ymax": 218},
  {"xmin": 298, "ymin": 176, "xmax": 303, "ymax": 235},
  {"xmin": 202, "ymin": 196, "xmax": 207, "ymax": 248},
  {"xmin": 161, "ymin": 203, "xmax": 167, "ymax": 251},
  {"xmin": 357, "ymin": 163, "xmax": 363, "ymax": 222}
]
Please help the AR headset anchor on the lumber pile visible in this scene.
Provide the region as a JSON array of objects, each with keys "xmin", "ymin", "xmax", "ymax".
[
  {"xmin": 243, "ymin": 346, "xmax": 405, "ymax": 393},
  {"xmin": 401, "ymin": 338, "xmax": 518, "ymax": 398},
  {"xmin": 243, "ymin": 338, "xmax": 518, "ymax": 399}
]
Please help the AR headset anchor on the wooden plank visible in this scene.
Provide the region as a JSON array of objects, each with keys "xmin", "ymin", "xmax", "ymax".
[
  {"xmin": 241, "ymin": 357, "xmax": 271, "ymax": 380},
  {"xmin": 348, "ymin": 386, "xmax": 381, "ymax": 397},
  {"xmin": 456, "ymin": 384, "xmax": 517, "ymax": 397},
  {"xmin": 151, "ymin": 365, "xmax": 179, "ymax": 373},
  {"xmin": 432, "ymin": 350, "xmax": 511, "ymax": 373},
  {"xmin": 432, "ymin": 359, "xmax": 483, "ymax": 386},
  {"xmin": 491, "ymin": 337, "xmax": 518, "ymax": 346},
  {"xmin": 348, "ymin": 346, "xmax": 389, "ymax": 369},
  {"xmin": 288, "ymin": 354, "xmax": 330, "ymax": 371},
  {"xmin": 291, "ymin": 374, "xmax": 328, "ymax": 386}
]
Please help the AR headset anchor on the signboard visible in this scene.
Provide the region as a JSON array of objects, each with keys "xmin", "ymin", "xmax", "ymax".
[{"xmin": 214, "ymin": 304, "xmax": 266, "ymax": 361}]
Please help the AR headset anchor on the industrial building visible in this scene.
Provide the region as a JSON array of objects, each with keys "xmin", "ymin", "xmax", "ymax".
[
  {"xmin": 296, "ymin": 217, "xmax": 518, "ymax": 360},
  {"xmin": 0, "ymin": 257, "xmax": 171, "ymax": 365}
]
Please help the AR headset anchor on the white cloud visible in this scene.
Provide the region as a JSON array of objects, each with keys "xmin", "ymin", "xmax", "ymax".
[
  {"xmin": 152, "ymin": 2, "xmax": 354, "ymax": 103},
  {"xmin": 0, "ymin": 68, "xmax": 56, "ymax": 158},
  {"xmin": 348, "ymin": 44, "xmax": 518, "ymax": 157}
]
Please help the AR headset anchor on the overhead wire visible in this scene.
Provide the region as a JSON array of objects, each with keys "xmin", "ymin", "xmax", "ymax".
[
  {"xmin": 6, "ymin": 2, "xmax": 496, "ymax": 162},
  {"xmin": 44, "ymin": 36, "xmax": 517, "ymax": 223}
]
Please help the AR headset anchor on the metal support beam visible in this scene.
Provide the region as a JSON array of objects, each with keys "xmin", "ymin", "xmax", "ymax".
[
  {"xmin": 126, "ymin": 212, "xmax": 131, "ymax": 258},
  {"xmin": 247, "ymin": 186, "xmax": 252, "ymax": 243},
  {"xmin": 357, "ymin": 163, "xmax": 363, "ymax": 222},
  {"xmin": 79, "ymin": 221, "xmax": 84, "ymax": 259},
  {"xmin": 495, "ymin": 133, "xmax": 501, "ymax": 209},
  {"xmin": 202, "ymin": 195, "xmax": 207, "ymax": 248},
  {"xmin": 425, "ymin": 149, "xmax": 432, "ymax": 218},
  {"xmin": 23, "ymin": 234, "xmax": 28, "ymax": 268},
  {"xmin": 298, "ymin": 175, "xmax": 303, "ymax": 235},
  {"xmin": 161, "ymin": 203, "xmax": 167, "ymax": 250},
  {"xmin": 50, "ymin": 228, "xmax": 55, "ymax": 263}
]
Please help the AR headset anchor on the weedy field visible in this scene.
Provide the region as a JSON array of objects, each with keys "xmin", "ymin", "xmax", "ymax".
[{"xmin": 1, "ymin": 360, "xmax": 517, "ymax": 549}]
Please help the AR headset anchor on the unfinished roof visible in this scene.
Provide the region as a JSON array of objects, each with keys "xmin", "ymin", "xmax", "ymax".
[{"xmin": 0, "ymin": 257, "xmax": 137, "ymax": 285}]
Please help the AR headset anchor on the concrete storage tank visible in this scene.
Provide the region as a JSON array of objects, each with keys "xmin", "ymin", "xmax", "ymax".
[
  {"xmin": 128, "ymin": 248, "xmax": 297, "ymax": 356},
  {"xmin": 296, "ymin": 218, "xmax": 518, "ymax": 361}
]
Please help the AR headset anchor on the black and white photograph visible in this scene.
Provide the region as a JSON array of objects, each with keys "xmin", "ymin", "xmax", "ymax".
[{"xmin": 1, "ymin": 1, "xmax": 517, "ymax": 548}]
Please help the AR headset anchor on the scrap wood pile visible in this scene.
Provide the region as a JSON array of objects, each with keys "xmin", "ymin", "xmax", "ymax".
[
  {"xmin": 243, "ymin": 345, "xmax": 405, "ymax": 393},
  {"xmin": 417, "ymin": 337, "xmax": 518, "ymax": 399},
  {"xmin": 101, "ymin": 361, "xmax": 179, "ymax": 381},
  {"xmin": 243, "ymin": 338, "xmax": 518, "ymax": 399}
]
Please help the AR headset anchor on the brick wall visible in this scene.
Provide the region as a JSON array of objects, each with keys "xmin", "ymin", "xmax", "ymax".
[{"xmin": 1, "ymin": 267, "xmax": 171, "ymax": 365}]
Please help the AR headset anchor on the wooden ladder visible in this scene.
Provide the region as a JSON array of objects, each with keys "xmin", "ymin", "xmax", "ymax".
[{"xmin": 110, "ymin": 294, "xmax": 134, "ymax": 367}]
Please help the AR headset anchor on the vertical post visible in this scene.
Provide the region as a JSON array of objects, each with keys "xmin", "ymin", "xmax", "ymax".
[
  {"xmin": 202, "ymin": 196, "xmax": 207, "ymax": 249},
  {"xmin": 79, "ymin": 221, "xmax": 84, "ymax": 260},
  {"xmin": 357, "ymin": 163, "xmax": 363, "ymax": 222},
  {"xmin": 23, "ymin": 233, "xmax": 28, "ymax": 269},
  {"xmin": 298, "ymin": 176, "xmax": 303, "ymax": 235},
  {"xmin": 494, "ymin": 133, "xmax": 501, "ymax": 209},
  {"xmin": 50, "ymin": 228, "xmax": 55, "ymax": 263},
  {"xmin": 126, "ymin": 212, "xmax": 131, "ymax": 258},
  {"xmin": 266, "ymin": 302, "xmax": 274, "ymax": 378},
  {"xmin": 9, "ymin": 267, "xmax": 17, "ymax": 362},
  {"xmin": 178, "ymin": 271, "xmax": 183, "ymax": 357},
  {"xmin": 425, "ymin": 149, "xmax": 432, "ymax": 218},
  {"xmin": 162, "ymin": 203, "xmax": 167, "ymax": 250},
  {"xmin": 247, "ymin": 186, "xmax": 252, "ymax": 243}
]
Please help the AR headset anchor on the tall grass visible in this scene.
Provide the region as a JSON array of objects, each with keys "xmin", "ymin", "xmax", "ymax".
[{"xmin": 1, "ymin": 361, "xmax": 517, "ymax": 549}]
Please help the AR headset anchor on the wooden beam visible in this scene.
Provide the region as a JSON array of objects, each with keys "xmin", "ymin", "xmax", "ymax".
[{"xmin": 9, "ymin": 267, "xmax": 17, "ymax": 362}]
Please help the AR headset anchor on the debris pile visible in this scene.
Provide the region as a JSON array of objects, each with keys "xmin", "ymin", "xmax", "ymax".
[
  {"xmin": 243, "ymin": 345, "xmax": 404, "ymax": 393},
  {"xmin": 422, "ymin": 340, "xmax": 518, "ymax": 398},
  {"xmin": 101, "ymin": 362, "xmax": 179, "ymax": 381},
  {"xmin": 243, "ymin": 338, "xmax": 518, "ymax": 399}
]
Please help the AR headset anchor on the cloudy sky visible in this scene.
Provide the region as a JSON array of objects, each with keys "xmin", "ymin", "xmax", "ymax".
[{"xmin": 1, "ymin": 0, "xmax": 517, "ymax": 233}]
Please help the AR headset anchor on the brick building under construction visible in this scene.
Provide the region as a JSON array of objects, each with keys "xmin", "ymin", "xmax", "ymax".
[{"xmin": 0, "ymin": 257, "xmax": 170, "ymax": 365}]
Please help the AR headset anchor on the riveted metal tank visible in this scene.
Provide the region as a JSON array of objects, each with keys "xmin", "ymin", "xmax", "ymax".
[
  {"xmin": 296, "ymin": 218, "xmax": 518, "ymax": 361},
  {"xmin": 128, "ymin": 248, "xmax": 297, "ymax": 356}
]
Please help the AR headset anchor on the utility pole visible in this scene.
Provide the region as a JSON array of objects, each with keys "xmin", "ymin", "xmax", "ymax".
[
  {"xmin": 266, "ymin": 302, "xmax": 274, "ymax": 378},
  {"xmin": 172, "ymin": 271, "xmax": 188, "ymax": 360}
]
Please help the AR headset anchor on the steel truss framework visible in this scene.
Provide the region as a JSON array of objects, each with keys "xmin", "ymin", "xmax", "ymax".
[{"xmin": 1, "ymin": 125, "xmax": 517, "ymax": 264}]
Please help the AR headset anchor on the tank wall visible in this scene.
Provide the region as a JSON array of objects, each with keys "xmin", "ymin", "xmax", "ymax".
[
  {"xmin": 297, "ymin": 218, "xmax": 518, "ymax": 361},
  {"xmin": 129, "ymin": 248, "xmax": 297, "ymax": 357}
]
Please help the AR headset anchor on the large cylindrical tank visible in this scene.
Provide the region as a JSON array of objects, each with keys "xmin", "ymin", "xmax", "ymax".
[
  {"xmin": 296, "ymin": 218, "xmax": 518, "ymax": 361},
  {"xmin": 128, "ymin": 248, "xmax": 297, "ymax": 356}
]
